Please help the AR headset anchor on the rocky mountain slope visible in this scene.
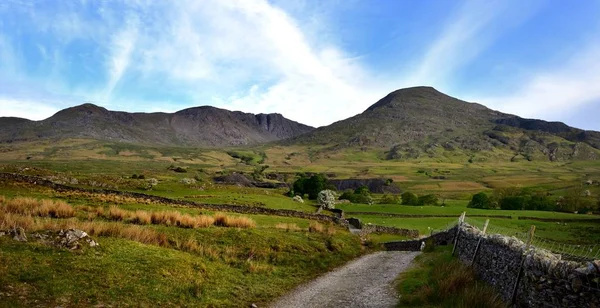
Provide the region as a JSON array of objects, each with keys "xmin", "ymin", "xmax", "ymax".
[
  {"xmin": 286, "ymin": 86, "xmax": 600, "ymax": 161},
  {"xmin": 0, "ymin": 104, "xmax": 314, "ymax": 147}
]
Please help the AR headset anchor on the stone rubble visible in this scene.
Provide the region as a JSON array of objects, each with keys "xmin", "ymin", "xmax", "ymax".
[{"xmin": 1, "ymin": 228, "xmax": 98, "ymax": 250}]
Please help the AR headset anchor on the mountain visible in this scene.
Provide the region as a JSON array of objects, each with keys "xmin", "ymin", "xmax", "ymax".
[
  {"xmin": 286, "ymin": 86, "xmax": 600, "ymax": 161},
  {"xmin": 0, "ymin": 104, "xmax": 314, "ymax": 147}
]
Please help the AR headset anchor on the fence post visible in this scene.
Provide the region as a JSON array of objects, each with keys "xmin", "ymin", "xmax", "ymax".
[
  {"xmin": 510, "ymin": 225, "xmax": 536, "ymax": 305},
  {"xmin": 451, "ymin": 212, "xmax": 466, "ymax": 256},
  {"xmin": 470, "ymin": 219, "xmax": 489, "ymax": 266}
]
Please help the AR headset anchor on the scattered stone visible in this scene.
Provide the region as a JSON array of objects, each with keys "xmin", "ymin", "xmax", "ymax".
[
  {"xmin": 292, "ymin": 195, "xmax": 304, "ymax": 203},
  {"xmin": 180, "ymin": 178, "xmax": 197, "ymax": 185},
  {"xmin": 12, "ymin": 227, "xmax": 27, "ymax": 242}
]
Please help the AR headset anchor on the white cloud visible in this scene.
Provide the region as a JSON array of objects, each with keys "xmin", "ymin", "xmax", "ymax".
[
  {"xmin": 104, "ymin": 17, "xmax": 138, "ymax": 99},
  {"xmin": 0, "ymin": 97, "xmax": 59, "ymax": 120},
  {"xmin": 470, "ymin": 44, "xmax": 600, "ymax": 122},
  {"xmin": 406, "ymin": 0, "xmax": 540, "ymax": 88}
]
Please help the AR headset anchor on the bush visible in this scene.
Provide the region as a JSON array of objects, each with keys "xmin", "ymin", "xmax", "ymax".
[
  {"xmin": 500, "ymin": 196, "xmax": 527, "ymax": 210},
  {"xmin": 339, "ymin": 186, "xmax": 373, "ymax": 204},
  {"xmin": 292, "ymin": 174, "xmax": 331, "ymax": 200},
  {"xmin": 317, "ymin": 190, "xmax": 337, "ymax": 209},
  {"xmin": 401, "ymin": 192, "xmax": 418, "ymax": 206},
  {"xmin": 379, "ymin": 194, "xmax": 400, "ymax": 204},
  {"xmin": 417, "ymin": 194, "xmax": 438, "ymax": 206},
  {"xmin": 468, "ymin": 192, "xmax": 492, "ymax": 209}
]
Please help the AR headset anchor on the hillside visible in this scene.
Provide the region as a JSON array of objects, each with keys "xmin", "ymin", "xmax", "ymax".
[
  {"xmin": 286, "ymin": 87, "xmax": 600, "ymax": 161},
  {"xmin": 0, "ymin": 104, "xmax": 314, "ymax": 147}
]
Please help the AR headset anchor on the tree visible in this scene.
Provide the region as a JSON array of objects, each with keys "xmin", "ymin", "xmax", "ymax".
[
  {"xmin": 499, "ymin": 196, "xmax": 527, "ymax": 210},
  {"xmin": 417, "ymin": 194, "xmax": 438, "ymax": 206},
  {"xmin": 558, "ymin": 186, "xmax": 588, "ymax": 213},
  {"xmin": 468, "ymin": 192, "xmax": 492, "ymax": 209},
  {"xmin": 292, "ymin": 174, "xmax": 330, "ymax": 200},
  {"xmin": 317, "ymin": 190, "xmax": 337, "ymax": 209},
  {"xmin": 401, "ymin": 192, "xmax": 418, "ymax": 205},
  {"xmin": 338, "ymin": 186, "xmax": 373, "ymax": 204},
  {"xmin": 379, "ymin": 194, "xmax": 400, "ymax": 204},
  {"xmin": 526, "ymin": 194, "xmax": 554, "ymax": 211}
]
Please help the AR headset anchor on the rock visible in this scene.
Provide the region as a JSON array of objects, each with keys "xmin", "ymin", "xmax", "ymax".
[
  {"xmin": 292, "ymin": 195, "xmax": 304, "ymax": 203},
  {"xmin": 12, "ymin": 227, "xmax": 27, "ymax": 242},
  {"xmin": 0, "ymin": 231, "xmax": 5, "ymax": 237},
  {"xmin": 250, "ymin": 304, "xmax": 258, "ymax": 308}
]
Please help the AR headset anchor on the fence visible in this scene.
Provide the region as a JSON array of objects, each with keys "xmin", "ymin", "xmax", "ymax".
[{"xmin": 453, "ymin": 213, "xmax": 600, "ymax": 307}]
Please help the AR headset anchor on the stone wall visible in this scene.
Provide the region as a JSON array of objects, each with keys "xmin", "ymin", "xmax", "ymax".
[
  {"xmin": 385, "ymin": 224, "xmax": 600, "ymax": 307},
  {"xmin": 383, "ymin": 227, "xmax": 456, "ymax": 251},
  {"xmin": 360, "ymin": 224, "xmax": 419, "ymax": 238},
  {"xmin": 0, "ymin": 173, "xmax": 343, "ymax": 224},
  {"xmin": 455, "ymin": 224, "xmax": 600, "ymax": 307}
]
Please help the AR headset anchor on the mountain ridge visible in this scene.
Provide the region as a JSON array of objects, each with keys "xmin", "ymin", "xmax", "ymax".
[
  {"xmin": 2, "ymin": 87, "xmax": 599, "ymax": 161},
  {"xmin": 0, "ymin": 103, "xmax": 314, "ymax": 147}
]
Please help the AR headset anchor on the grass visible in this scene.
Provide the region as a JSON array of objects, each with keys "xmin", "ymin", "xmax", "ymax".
[
  {"xmin": 0, "ymin": 192, "xmax": 363, "ymax": 306},
  {"xmin": 1, "ymin": 142, "xmax": 599, "ymax": 305},
  {"xmin": 396, "ymin": 245, "xmax": 506, "ymax": 308}
]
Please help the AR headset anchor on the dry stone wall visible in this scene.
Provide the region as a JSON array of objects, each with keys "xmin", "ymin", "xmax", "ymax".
[
  {"xmin": 360, "ymin": 224, "xmax": 419, "ymax": 238},
  {"xmin": 456, "ymin": 224, "xmax": 600, "ymax": 307},
  {"xmin": 385, "ymin": 224, "xmax": 600, "ymax": 307},
  {"xmin": 0, "ymin": 173, "xmax": 343, "ymax": 224}
]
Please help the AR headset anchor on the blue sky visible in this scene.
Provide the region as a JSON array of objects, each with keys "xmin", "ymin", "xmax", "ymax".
[{"xmin": 0, "ymin": 0, "xmax": 599, "ymax": 130}]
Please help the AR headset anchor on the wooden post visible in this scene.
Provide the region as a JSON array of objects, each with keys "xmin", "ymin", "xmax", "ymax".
[
  {"xmin": 470, "ymin": 219, "xmax": 489, "ymax": 266},
  {"xmin": 510, "ymin": 225, "xmax": 536, "ymax": 305},
  {"xmin": 451, "ymin": 212, "xmax": 466, "ymax": 256}
]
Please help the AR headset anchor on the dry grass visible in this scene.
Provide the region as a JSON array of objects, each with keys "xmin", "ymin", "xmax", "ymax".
[
  {"xmin": 275, "ymin": 223, "xmax": 301, "ymax": 232},
  {"xmin": 0, "ymin": 196, "xmax": 75, "ymax": 218},
  {"xmin": 106, "ymin": 206, "xmax": 128, "ymax": 221},
  {"xmin": 214, "ymin": 213, "xmax": 255, "ymax": 228},
  {"xmin": 129, "ymin": 210, "xmax": 152, "ymax": 225},
  {"xmin": 308, "ymin": 222, "xmax": 324, "ymax": 233}
]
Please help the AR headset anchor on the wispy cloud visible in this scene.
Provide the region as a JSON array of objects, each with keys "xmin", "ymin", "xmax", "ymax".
[
  {"xmin": 471, "ymin": 43, "xmax": 600, "ymax": 124},
  {"xmin": 104, "ymin": 17, "xmax": 138, "ymax": 99},
  {"xmin": 406, "ymin": 0, "xmax": 540, "ymax": 88}
]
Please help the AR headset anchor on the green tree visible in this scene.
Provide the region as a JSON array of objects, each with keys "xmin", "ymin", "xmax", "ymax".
[
  {"xmin": 401, "ymin": 192, "xmax": 418, "ymax": 206},
  {"xmin": 417, "ymin": 194, "xmax": 438, "ymax": 206},
  {"xmin": 500, "ymin": 196, "xmax": 527, "ymax": 210},
  {"xmin": 468, "ymin": 192, "xmax": 491, "ymax": 209}
]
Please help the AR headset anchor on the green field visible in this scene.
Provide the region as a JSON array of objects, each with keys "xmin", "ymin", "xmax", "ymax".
[{"xmin": 0, "ymin": 140, "xmax": 599, "ymax": 305}]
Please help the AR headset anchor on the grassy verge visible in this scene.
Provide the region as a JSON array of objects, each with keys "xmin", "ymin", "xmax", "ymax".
[
  {"xmin": 0, "ymin": 195, "xmax": 363, "ymax": 307},
  {"xmin": 395, "ymin": 246, "xmax": 506, "ymax": 308}
]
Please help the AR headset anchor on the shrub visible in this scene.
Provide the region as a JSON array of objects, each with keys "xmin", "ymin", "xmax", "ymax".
[
  {"xmin": 417, "ymin": 194, "xmax": 438, "ymax": 206},
  {"xmin": 379, "ymin": 194, "xmax": 400, "ymax": 204},
  {"xmin": 500, "ymin": 196, "xmax": 527, "ymax": 210},
  {"xmin": 317, "ymin": 190, "xmax": 337, "ymax": 209},
  {"xmin": 468, "ymin": 192, "xmax": 492, "ymax": 209},
  {"xmin": 339, "ymin": 186, "xmax": 373, "ymax": 204},
  {"xmin": 401, "ymin": 192, "xmax": 418, "ymax": 205},
  {"xmin": 292, "ymin": 174, "xmax": 331, "ymax": 199}
]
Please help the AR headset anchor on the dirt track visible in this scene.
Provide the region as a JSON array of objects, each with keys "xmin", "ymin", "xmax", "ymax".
[{"xmin": 270, "ymin": 251, "xmax": 420, "ymax": 308}]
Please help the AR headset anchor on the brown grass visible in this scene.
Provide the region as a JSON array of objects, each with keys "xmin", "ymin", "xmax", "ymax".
[
  {"xmin": 106, "ymin": 206, "xmax": 128, "ymax": 221},
  {"xmin": 1, "ymin": 196, "xmax": 75, "ymax": 218},
  {"xmin": 308, "ymin": 222, "xmax": 324, "ymax": 233},
  {"xmin": 275, "ymin": 223, "xmax": 301, "ymax": 232},
  {"xmin": 129, "ymin": 210, "xmax": 152, "ymax": 225},
  {"xmin": 213, "ymin": 213, "xmax": 255, "ymax": 228}
]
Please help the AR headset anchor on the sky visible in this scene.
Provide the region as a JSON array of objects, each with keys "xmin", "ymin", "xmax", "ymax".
[{"xmin": 0, "ymin": 0, "xmax": 599, "ymax": 130}]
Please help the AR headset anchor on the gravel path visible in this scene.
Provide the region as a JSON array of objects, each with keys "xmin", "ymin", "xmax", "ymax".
[{"xmin": 270, "ymin": 251, "xmax": 420, "ymax": 308}]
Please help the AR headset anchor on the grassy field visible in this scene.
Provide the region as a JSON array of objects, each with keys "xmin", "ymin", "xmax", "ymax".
[
  {"xmin": 0, "ymin": 193, "xmax": 362, "ymax": 306},
  {"xmin": 0, "ymin": 139, "xmax": 599, "ymax": 305}
]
